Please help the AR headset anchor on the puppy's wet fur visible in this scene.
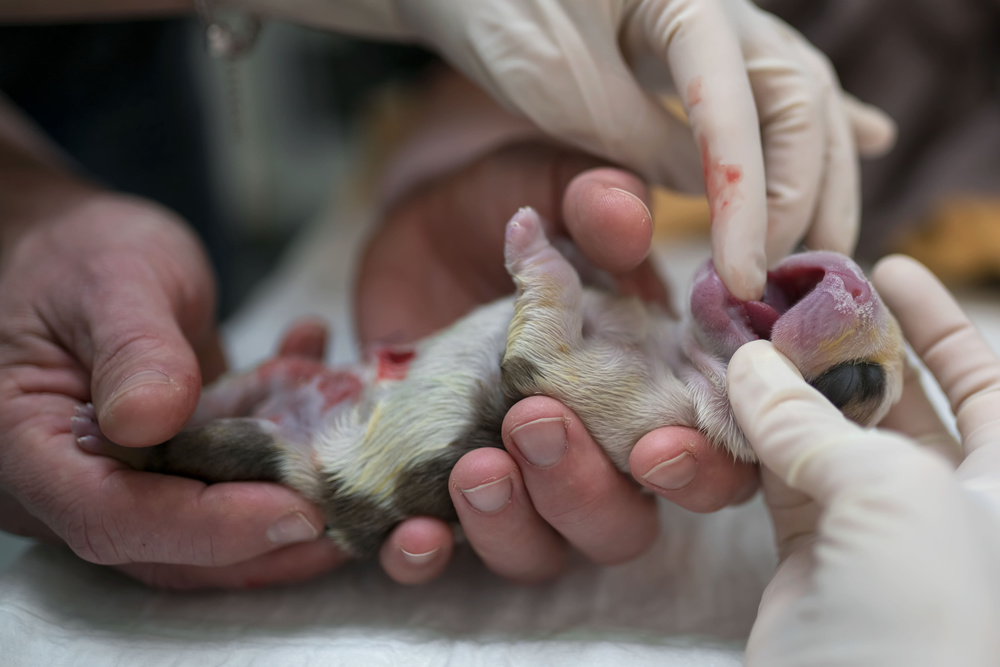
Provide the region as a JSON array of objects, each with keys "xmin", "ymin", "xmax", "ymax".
[{"xmin": 72, "ymin": 208, "xmax": 905, "ymax": 558}]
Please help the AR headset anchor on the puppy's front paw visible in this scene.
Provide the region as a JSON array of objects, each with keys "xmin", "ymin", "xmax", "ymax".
[{"xmin": 71, "ymin": 403, "xmax": 115, "ymax": 455}]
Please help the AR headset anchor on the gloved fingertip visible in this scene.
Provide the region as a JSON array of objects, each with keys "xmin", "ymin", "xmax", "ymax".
[
  {"xmin": 727, "ymin": 340, "xmax": 803, "ymax": 395},
  {"xmin": 763, "ymin": 231, "xmax": 802, "ymax": 270},
  {"xmin": 716, "ymin": 254, "xmax": 767, "ymax": 302},
  {"xmin": 871, "ymin": 254, "xmax": 925, "ymax": 285},
  {"xmin": 804, "ymin": 213, "xmax": 859, "ymax": 257},
  {"xmin": 847, "ymin": 99, "xmax": 897, "ymax": 158}
]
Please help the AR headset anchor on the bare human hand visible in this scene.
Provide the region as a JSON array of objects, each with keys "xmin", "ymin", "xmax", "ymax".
[
  {"xmin": 0, "ymin": 174, "xmax": 352, "ymax": 589},
  {"xmin": 356, "ymin": 141, "xmax": 759, "ymax": 584}
]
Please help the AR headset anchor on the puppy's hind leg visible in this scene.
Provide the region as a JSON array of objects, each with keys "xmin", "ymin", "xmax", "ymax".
[
  {"xmin": 501, "ymin": 207, "xmax": 585, "ymax": 398},
  {"xmin": 504, "ymin": 207, "xmax": 583, "ymax": 307},
  {"xmin": 499, "ymin": 207, "xmax": 686, "ymax": 473},
  {"xmin": 71, "ymin": 403, "xmax": 312, "ymax": 494}
]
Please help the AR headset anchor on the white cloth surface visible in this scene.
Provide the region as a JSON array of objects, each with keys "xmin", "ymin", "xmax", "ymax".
[
  {"xmin": 2, "ymin": 200, "xmax": 995, "ymax": 665},
  {"xmin": 0, "ymin": 500, "xmax": 768, "ymax": 666}
]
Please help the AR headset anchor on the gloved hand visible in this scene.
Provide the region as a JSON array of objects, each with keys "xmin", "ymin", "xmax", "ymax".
[
  {"xmin": 230, "ymin": 0, "xmax": 894, "ymax": 300},
  {"xmin": 727, "ymin": 255, "xmax": 1000, "ymax": 666}
]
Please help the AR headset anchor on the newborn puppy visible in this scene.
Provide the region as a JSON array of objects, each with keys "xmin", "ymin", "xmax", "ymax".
[{"xmin": 72, "ymin": 207, "xmax": 905, "ymax": 559}]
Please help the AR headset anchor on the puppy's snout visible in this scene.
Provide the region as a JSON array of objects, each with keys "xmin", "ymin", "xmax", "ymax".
[{"xmin": 828, "ymin": 269, "xmax": 871, "ymax": 305}]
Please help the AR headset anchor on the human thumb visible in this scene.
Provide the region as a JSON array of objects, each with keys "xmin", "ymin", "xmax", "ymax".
[{"xmin": 86, "ymin": 279, "xmax": 208, "ymax": 448}]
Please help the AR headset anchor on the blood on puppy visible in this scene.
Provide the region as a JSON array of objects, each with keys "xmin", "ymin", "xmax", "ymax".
[{"xmin": 72, "ymin": 207, "xmax": 905, "ymax": 559}]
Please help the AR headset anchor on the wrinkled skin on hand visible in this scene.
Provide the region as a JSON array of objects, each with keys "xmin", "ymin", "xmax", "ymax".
[
  {"xmin": 354, "ymin": 141, "xmax": 759, "ymax": 583},
  {"xmin": 0, "ymin": 191, "xmax": 347, "ymax": 589},
  {"xmin": 3, "ymin": 142, "xmax": 757, "ymax": 590},
  {"xmin": 93, "ymin": 202, "xmax": 902, "ymax": 571}
]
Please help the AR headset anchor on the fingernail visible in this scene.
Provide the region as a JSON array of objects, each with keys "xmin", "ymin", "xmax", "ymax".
[
  {"xmin": 460, "ymin": 476, "xmax": 512, "ymax": 513},
  {"xmin": 108, "ymin": 370, "xmax": 173, "ymax": 405},
  {"xmin": 400, "ymin": 547, "xmax": 440, "ymax": 565},
  {"xmin": 642, "ymin": 451, "xmax": 698, "ymax": 491},
  {"xmin": 510, "ymin": 417, "xmax": 567, "ymax": 467},
  {"xmin": 608, "ymin": 187, "xmax": 652, "ymax": 224},
  {"xmin": 267, "ymin": 512, "xmax": 320, "ymax": 545}
]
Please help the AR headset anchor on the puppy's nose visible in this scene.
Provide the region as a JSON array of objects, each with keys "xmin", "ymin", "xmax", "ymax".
[{"xmin": 829, "ymin": 269, "xmax": 872, "ymax": 305}]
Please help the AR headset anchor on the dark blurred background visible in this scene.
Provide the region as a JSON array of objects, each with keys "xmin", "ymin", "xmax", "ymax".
[
  {"xmin": 0, "ymin": 18, "xmax": 435, "ymax": 317},
  {"xmin": 761, "ymin": 0, "xmax": 1000, "ymax": 275},
  {"xmin": 1, "ymin": 2, "xmax": 999, "ymax": 308}
]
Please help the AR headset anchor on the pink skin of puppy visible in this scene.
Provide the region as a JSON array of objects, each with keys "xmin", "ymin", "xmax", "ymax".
[{"xmin": 73, "ymin": 207, "xmax": 905, "ymax": 559}]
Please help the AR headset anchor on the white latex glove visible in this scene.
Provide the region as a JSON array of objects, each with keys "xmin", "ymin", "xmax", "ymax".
[
  {"xmin": 727, "ymin": 256, "xmax": 1000, "ymax": 666},
  {"xmin": 226, "ymin": 0, "xmax": 895, "ymax": 300}
]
